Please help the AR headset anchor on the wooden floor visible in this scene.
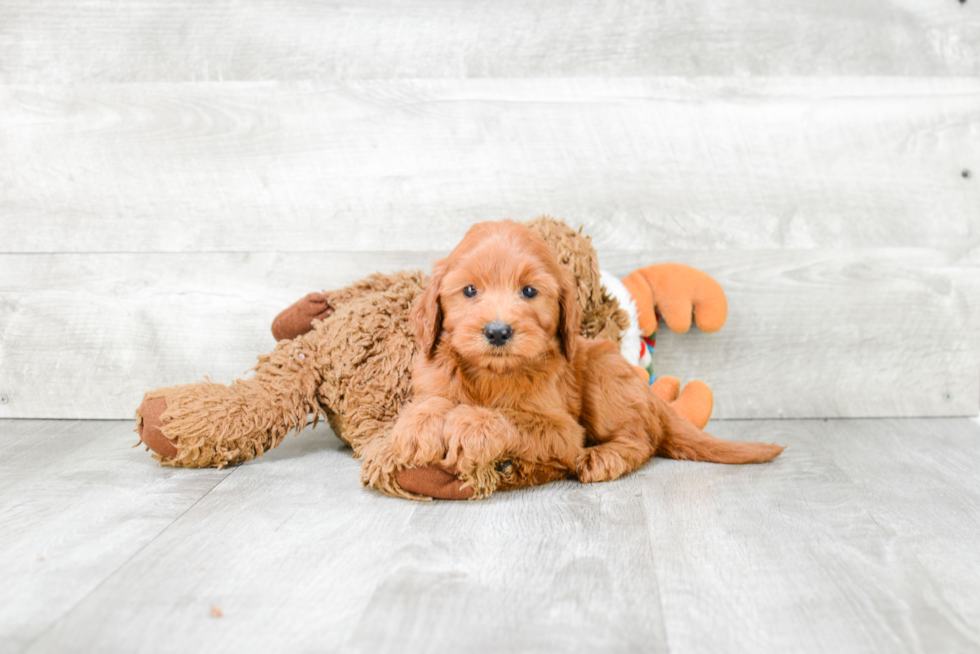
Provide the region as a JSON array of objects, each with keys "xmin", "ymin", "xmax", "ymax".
[{"xmin": 2, "ymin": 418, "xmax": 979, "ymax": 653}]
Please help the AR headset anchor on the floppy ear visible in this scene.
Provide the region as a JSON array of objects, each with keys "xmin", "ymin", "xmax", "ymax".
[
  {"xmin": 413, "ymin": 258, "xmax": 448, "ymax": 359},
  {"xmin": 557, "ymin": 267, "xmax": 582, "ymax": 362}
]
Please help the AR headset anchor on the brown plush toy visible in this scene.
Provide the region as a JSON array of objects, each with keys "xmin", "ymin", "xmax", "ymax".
[{"xmin": 136, "ymin": 217, "xmax": 727, "ymax": 500}]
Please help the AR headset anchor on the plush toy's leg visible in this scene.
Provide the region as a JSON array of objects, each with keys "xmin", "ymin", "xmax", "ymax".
[
  {"xmin": 271, "ymin": 273, "xmax": 432, "ymax": 342},
  {"xmin": 670, "ymin": 380, "xmax": 714, "ymax": 431},
  {"xmin": 391, "ymin": 459, "xmax": 573, "ymax": 500},
  {"xmin": 271, "ymin": 292, "xmax": 334, "ymax": 341},
  {"xmin": 392, "ymin": 458, "xmax": 578, "ymax": 500},
  {"xmin": 649, "ymin": 376, "xmax": 712, "ymax": 430},
  {"xmin": 651, "ymin": 375, "xmax": 681, "ymax": 403},
  {"xmin": 135, "ymin": 339, "xmax": 322, "ymax": 468},
  {"xmin": 358, "ymin": 435, "xmax": 437, "ymax": 501},
  {"xmin": 394, "ymin": 463, "xmax": 474, "ymax": 500}
]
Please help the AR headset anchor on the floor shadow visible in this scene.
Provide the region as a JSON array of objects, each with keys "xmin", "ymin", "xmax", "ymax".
[{"xmin": 245, "ymin": 422, "xmax": 351, "ymax": 465}]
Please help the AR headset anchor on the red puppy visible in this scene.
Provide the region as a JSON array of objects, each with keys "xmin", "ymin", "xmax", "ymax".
[{"xmin": 388, "ymin": 220, "xmax": 783, "ymax": 498}]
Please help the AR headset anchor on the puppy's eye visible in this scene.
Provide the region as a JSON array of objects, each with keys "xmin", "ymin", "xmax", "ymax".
[
  {"xmin": 463, "ymin": 285, "xmax": 478, "ymax": 298},
  {"xmin": 521, "ymin": 285, "xmax": 538, "ymax": 299}
]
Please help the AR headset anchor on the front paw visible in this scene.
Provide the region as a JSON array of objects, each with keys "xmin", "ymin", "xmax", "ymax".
[
  {"xmin": 358, "ymin": 439, "xmax": 429, "ymax": 501},
  {"xmin": 441, "ymin": 406, "xmax": 517, "ymax": 498},
  {"xmin": 389, "ymin": 422, "xmax": 446, "ymax": 468},
  {"xmin": 575, "ymin": 447, "xmax": 629, "ymax": 484},
  {"xmin": 389, "ymin": 397, "xmax": 453, "ymax": 467},
  {"xmin": 442, "ymin": 407, "xmax": 513, "ymax": 469}
]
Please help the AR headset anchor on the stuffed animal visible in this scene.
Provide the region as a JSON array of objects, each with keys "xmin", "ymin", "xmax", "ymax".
[{"xmin": 136, "ymin": 217, "xmax": 727, "ymax": 500}]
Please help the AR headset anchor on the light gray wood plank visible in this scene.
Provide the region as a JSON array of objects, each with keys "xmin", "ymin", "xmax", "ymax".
[
  {"xmin": 1, "ymin": 248, "xmax": 976, "ymax": 421},
  {"xmin": 344, "ymin": 476, "xmax": 666, "ymax": 654},
  {"xmin": 1, "ymin": 0, "xmax": 977, "ymax": 82},
  {"xmin": 24, "ymin": 420, "xmax": 667, "ymax": 654},
  {"xmin": 1, "ymin": 78, "xmax": 978, "ymax": 254},
  {"xmin": 12, "ymin": 417, "xmax": 980, "ymax": 654},
  {"xmin": 24, "ymin": 422, "xmax": 421, "ymax": 654},
  {"xmin": 640, "ymin": 418, "xmax": 980, "ymax": 654},
  {"xmin": 0, "ymin": 419, "xmax": 233, "ymax": 653}
]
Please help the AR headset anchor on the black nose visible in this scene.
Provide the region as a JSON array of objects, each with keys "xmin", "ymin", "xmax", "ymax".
[{"xmin": 484, "ymin": 321, "xmax": 513, "ymax": 347}]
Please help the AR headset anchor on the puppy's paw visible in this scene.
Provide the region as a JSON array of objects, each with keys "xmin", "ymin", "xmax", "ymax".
[
  {"xmin": 389, "ymin": 398, "xmax": 453, "ymax": 467},
  {"xmin": 455, "ymin": 464, "xmax": 503, "ymax": 500},
  {"xmin": 442, "ymin": 406, "xmax": 513, "ymax": 471},
  {"xmin": 358, "ymin": 440, "xmax": 430, "ymax": 501},
  {"xmin": 439, "ymin": 406, "xmax": 519, "ymax": 499},
  {"xmin": 575, "ymin": 447, "xmax": 629, "ymax": 484},
  {"xmin": 390, "ymin": 423, "xmax": 446, "ymax": 468}
]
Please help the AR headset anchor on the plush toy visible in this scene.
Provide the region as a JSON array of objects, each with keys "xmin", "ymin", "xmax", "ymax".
[{"xmin": 136, "ymin": 217, "xmax": 727, "ymax": 500}]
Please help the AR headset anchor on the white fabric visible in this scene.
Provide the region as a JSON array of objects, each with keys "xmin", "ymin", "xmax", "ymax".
[{"xmin": 599, "ymin": 270, "xmax": 641, "ymax": 366}]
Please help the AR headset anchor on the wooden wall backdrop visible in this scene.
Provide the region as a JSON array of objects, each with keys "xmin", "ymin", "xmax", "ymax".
[{"xmin": 0, "ymin": 1, "xmax": 978, "ymax": 420}]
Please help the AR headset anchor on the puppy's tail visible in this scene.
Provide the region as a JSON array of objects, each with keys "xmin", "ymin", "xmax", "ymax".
[{"xmin": 656, "ymin": 403, "xmax": 784, "ymax": 464}]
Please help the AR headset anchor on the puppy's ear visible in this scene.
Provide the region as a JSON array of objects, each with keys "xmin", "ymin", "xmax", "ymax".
[
  {"xmin": 557, "ymin": 267, "xmax": 582, "ymax": 362},
  {"xmin": 413, "ymin": 258, "xmax": 448, "ymax": 359}
]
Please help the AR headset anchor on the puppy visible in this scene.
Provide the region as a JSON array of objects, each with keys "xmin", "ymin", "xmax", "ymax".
[{"xmin": 388, "ymin": 220, "xmax": 783, "ymax": 498}]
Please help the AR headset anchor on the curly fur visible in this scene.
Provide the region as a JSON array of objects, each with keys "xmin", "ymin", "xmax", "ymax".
[
  {"xmin": 136, "ymin": 217, "xmax": 630, "ymax": 499},
  {"xmin": 382, "ymin": 221, "xmax": 785, "ymax": 498}
]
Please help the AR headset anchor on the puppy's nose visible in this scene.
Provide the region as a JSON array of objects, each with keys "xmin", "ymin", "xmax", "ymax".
[{"xmin": 484, "ymin": 321, "xmax": 513, "ymax": 347}]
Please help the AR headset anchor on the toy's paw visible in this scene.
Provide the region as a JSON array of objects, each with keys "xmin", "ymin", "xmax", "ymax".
[
  {"xmin": 395, "ymin": 459, "xmax": 573, "ymax": 499},
  {"xmin": 650, "ymin": 377, "xmax": 713, "ymax": 430},
  {"xmin": 271, "ymin": 292, "xmax": 334, "ymax": 341},
  {"xmin": 651, "ymin": 375, "xmax": 681, "ymax": 403},
  {"xmin": 671, "ymin": 380, "xmax": 714, "ymax": 431},
  {"xmin": 622, "ymin": 263, "xmax": 727, "ymax": 336},
  {"xmin": 135, "ymin": 395, "xmax": 177, "ymax": 459},
  {"xmin": 394, "ymin": 463, "xmax": 475, "ymax": 500}
]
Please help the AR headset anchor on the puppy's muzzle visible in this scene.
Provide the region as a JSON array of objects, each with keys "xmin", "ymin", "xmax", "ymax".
[{"xmin": 484, "ymin": 321, "xmax": 513, "ymax": 347}]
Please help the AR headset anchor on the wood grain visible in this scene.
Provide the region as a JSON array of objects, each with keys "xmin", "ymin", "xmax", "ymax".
[
  {"xmin": 640, "ymin": 418, "xmax": 980, "ymax": 653},
  {"xmin": 1, "ymin": 78, "xmax": 977, "ymax": 254},
  {"xmin": 0, "ymin": 420, "xmax": 232, "ymax": 652},
  {"xmin": 344, "ymin": 476, "xmax": 665, "ymax": 654},
  {"xmin": 1, "ymin": 0, "xmax": 978, "ymax": 83},
  {"xmin": 22, "ymin": 422, "xmax": 422, "ymax": 654},
  {"xmin": 0, "ymin": 248, "xmax": 976, "ymax": 421},
  {"xmin": 9, "ymin": 417, "xmax": 980, "ymax": 653}
]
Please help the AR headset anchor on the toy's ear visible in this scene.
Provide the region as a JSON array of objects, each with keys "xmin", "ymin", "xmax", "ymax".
[
  {"xmin": 557, "ymin": 267, "xmax": 581, "ymax": 362},
  {"xmin": 413, "ymin": 257, "xmax": 448, "ymax": 359}
]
